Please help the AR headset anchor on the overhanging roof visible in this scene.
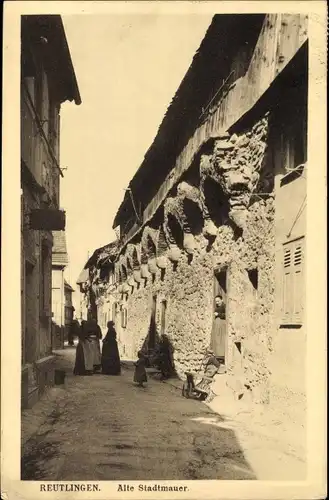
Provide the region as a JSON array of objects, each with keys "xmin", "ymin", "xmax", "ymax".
[
  {"xmin": 64, "ymin": 280, "xmax": 75, "ymax": 292},
  {"xmin": 84, "ymin": 240, "xmax": 119, "ymax": 270},
  {"xmin": 113, "ymin": 14, "xmax": 265, "ymax": 228},
  {"xmin": 52, "ymin": 231, "xmax": 69, "ymax": 266},
  {"xmin": 76, "ymin": 268, "xmax": 89, "ymax": 285},
  {"xmin": 21, "ymin": 15, "xmax": 81, "ymax": 105}
]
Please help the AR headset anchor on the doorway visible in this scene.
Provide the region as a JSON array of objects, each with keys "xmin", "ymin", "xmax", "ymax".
[
  {"xmin": 148, "ymin": 295, "xmax": 157, "ymax": 350},
  {"xmin": 211, "ymin": 269, "xmax": 228, "ymax": 365},
  {"xmin": 24, "ymin": 261, "xmax": 35, "ymax": 364},
  {"xmin": 160, "ymin": 299, "xmax": 167, "ymax": 336}
]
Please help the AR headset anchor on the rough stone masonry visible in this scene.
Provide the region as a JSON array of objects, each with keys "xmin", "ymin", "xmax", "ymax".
[{"xmin": 113, "ymin": 114, "xmax": 275, "ymax": 405}]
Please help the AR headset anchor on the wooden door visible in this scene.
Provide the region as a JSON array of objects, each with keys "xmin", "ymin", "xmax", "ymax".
[{"xmin": 148, "ymin": 295, "xmax": 157, "ymax": 349}]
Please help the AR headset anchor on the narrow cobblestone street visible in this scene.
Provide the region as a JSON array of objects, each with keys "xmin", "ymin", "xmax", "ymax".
[
  {"xmin": 21, "ymin": 347, "xmax": 305, "ymax": 481},
  {"xmin": 21, "ymin": 348, "xmax": 256, "ymax": 481}
]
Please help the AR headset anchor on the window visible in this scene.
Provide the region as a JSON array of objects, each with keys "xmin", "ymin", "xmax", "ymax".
[
  {"xmin": 112, "ymin": 303, "xmax": 117, "ymax": 321},
  {"xmin": 279, "ymin": 83, "xmax": 307, "ymax": 186},
  {"xmin": 281, "ymin": 238, "xmax": 304, "ymax": 326},
  {"xmin": 48, "ymin": 100, "xmax": 59, "ymax": 155},
  {"xmin": 121, "ymin": 308, "xmax": 127, "ymax": 328},
  {"xmin": 40, "ymin": 243, "xmax": 51, "ymax": 317},
  {"xmin": 65, "ymin": 307, "xmax": 72, "ymax": 321}
]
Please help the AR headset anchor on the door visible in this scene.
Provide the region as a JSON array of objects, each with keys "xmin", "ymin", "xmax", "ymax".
[
  {"xmin": 211, "ymin": 269, "xmax": 227, "ymax": 362},
  {"xmin": 160, "ymin": 300, "xmax": 167, "ymax": 336},
  {"xmin": 25, "ymin": 261, "xmax": 35, "ymax": 364},
  {"xmin": 148, "ymin": 295, "xmax": 157, "ymax": 350}
]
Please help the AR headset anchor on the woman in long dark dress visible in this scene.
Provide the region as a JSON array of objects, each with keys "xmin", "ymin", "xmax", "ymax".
[
  {"xmin": 74, "ymin": 320, "xmax": 93, "ymax": 375},
  {"xmin": 157, "ymin": 334, "xmax": 174, "ymax": 379},
  {"xmin": 101, "ymin": 321, "xmax": 121, "ymax": 375},
  {"xmin": 74, "ymin": 318, "xmax": 102, "ymax": 375},
  {"xmin": 211, "ymin": 295, "xmax": 226, "ymax": 361},
  {"xmin": 134, "ymin": 351, "xmax": 147, "ymax": 387}
]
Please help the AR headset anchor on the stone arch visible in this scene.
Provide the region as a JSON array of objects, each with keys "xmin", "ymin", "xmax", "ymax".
[
  {"xmin": 126, "ymin": 244, "xmax": 140, "ymax": 271},
  {"xmin": 141, "ymin": 226, "xmax": 158, "ymax": 259},
  {"xmin": 156, "ymin": 225, "xmax": 169, "ymax": 270},
  {"xmin": 146, "ymin": 235, "xmax": 156, "ymax": 259},
  {"xmin": 121, "ymin": 265, "xmax": 128, "ymax": 281},
  {"xmin": 131, "ymin": 246, "xmax": 140, "ymax": 270},
  {"xmin": 165, "ymin": 197, "xmax": 196, "ymax": 255},
  {"xmin": 157, "ymin": 225, "xmax": 169, "ymax": 257},
  {"xmin": 116, "ymin": 265, "xmax": 122, "ymax": 284},
  {"xmin": 182, "ymin": 198, "xmax": 204, "ymax": 235},
  {"xmin": 201, "ymin": 176, "xmax": 230, "ymax": 228},
  {"xmin": 126, "ymin": 243, "xmax": 142, "ymax": 283},
  {"xmin": 126, "ymin": 256, "xmax": 133, "ymax": 275},
  {"xmin": 165, "ymin": 210, "xmax": 184, "ymax": 248},
  {"xmin": 140, "ymin": 245, "xmax": 148, "ymax": 265}
]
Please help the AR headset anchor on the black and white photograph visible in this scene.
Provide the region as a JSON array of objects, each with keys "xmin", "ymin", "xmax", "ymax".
[{"xmin": 1, "ymin": 1, "xmax": 327, "ymax": 499}]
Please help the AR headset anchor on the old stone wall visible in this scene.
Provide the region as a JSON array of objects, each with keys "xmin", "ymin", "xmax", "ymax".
[
  {"xmin": 117, "ymin": 196, "xmax": 274, "ymax": 404},
  {"xmin": 100, "ymin": 99, "xmax": 305, "ymax": 411},
  {"xmin": 109, "ymin": 113, "xmax": 276, "ymax": 404}
]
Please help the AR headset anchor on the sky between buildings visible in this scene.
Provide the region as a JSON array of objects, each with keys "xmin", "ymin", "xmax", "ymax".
[{"xmin": 59, "ymin": 14, "xmax": 213, "ymax": 314}]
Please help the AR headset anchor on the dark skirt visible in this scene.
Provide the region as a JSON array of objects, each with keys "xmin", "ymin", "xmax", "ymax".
[
  {"xmin": 74, "ymin": 339, "xmax": 100, "ymax": 375},
  {"xmin": 101, "ymin": 339, "xmax": 121, "ymax": 375},
  {"xmin": 211, "ymin": 317, "xmax": 226, "ymax": 357},
  {"xmin": 73, "ymin": 342, "xmax": 88, "ymax": 375},
  {"xmin": 134, "ymin": 364, "xmax": 147, "ymax": 384}
]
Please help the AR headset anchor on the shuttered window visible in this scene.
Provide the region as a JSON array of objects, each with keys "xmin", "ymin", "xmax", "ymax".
[
  {"xmin": 112, "ymin": 303, "xmax": 116, "ymax": 321},
  {"xmin": 121, "ymin": 308, "xmax": 127, "ymax": 328},
  {"xmin": 282, "ymin": 238, "xmax": 304, "ymax": 325}
]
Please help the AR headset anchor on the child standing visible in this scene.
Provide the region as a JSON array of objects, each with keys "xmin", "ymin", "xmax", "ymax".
[{"xmin": 134, "ymin": 351, "xmax": 148, "ymax": 387}]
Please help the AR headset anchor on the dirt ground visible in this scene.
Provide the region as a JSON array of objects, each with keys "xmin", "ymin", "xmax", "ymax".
[{"xmin": 21, "ymin": 347, "xmax": 306, "ymax": 481}]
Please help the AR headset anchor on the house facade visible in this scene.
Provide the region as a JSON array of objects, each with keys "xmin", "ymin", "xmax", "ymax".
[
  {"xmin": 64, "ymin": 281, "xmax": 75, "ymax": 340},
  {"xmin": 76, "ymin": 241, "xmax": 119, "ymax": 337},
  {"xmin": 76, "ymin": 268, "xmax": 90, "ymax": 321},
  {"xmin": 21, "ymin": 15, "xmax": 81, "ymax": 408},
  {"xmin": 108, "ymin": 14, "xmax": 308, "ymax": 424},
  {"xmin": 51, "ymin": 230, "xmax": 69, "ymax": 349}
]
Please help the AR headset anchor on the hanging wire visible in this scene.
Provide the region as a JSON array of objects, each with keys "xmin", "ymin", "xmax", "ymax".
[
  {"xmin": 286, "ymin": 195, "xmax": 307, "ymax": 238},
  {"xmin": 199, "ymin": 70, "xmax": 235, "ymax": 120},
  {"xmin": 250, "ymin": 192, "xmax": 275, "ymax": 199}
]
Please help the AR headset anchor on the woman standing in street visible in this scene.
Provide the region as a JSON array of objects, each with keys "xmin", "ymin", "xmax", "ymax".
[
  {"xmin": 73, "ymin": 317, "xmax": 102, "ymax": 375},
  {"xmin": 73, "ymin": 320, "xmax": 93, "ymax": 375},
  {"xmin": 133, "ymin": 351, "xmax": 148, "ymax": 387},
  {"xmin": 101, "ymin": 321, "xmax": 121, "ymax": 375}
]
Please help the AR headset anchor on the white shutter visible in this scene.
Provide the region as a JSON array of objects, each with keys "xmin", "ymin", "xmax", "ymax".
[
  {"xmin": 282, "ymin": 238, "xmax": 304, "ymax": 325},
  {"xmin": 282, "ymin": 246, "xmax": 293, "ymax": 324},
  {"xmin": 292, "ymin": 242, "xmax": 303, "ymax": 324}
]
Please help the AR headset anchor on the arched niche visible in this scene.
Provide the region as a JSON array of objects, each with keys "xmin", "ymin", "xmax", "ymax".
[
  {"xmin": 116, "ymin": 266, "xmax": 122, "ymax": 284},
  {"xmin": 132, "ymin": 246, "xmax": 140, "ymax": 270},
  {"xmin": 202, "ymin": 176, "xmax": 230, "ymax": 228},
  {"xmin": 121, "ymin": 263, "xmax": 128, "ymax": 282},
  {"xmin": 126, "ymin": 256, "xmax": 133, "ymax": 275},
  {"xmin": 165, "ymin": 212, "xmax": 184, "ymax": 248},
  {"xmin": 182, "ymin": 197, "xmax": 204, "ymax": 236},
  {"xmin": 157, "ymin": 225, "xmax": 169, "ymax": 257},
  {"xmin": 146, "ymin": 234, "xmax": 157, "ymax": 260}
]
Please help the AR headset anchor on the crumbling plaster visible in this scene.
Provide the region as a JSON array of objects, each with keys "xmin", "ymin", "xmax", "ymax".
[{"xmin": 111, "ymin": 115, "xmax": 276, "ymax": 403}]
